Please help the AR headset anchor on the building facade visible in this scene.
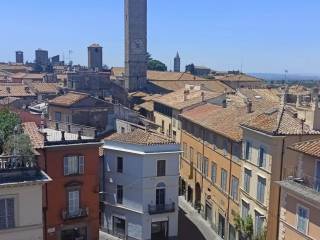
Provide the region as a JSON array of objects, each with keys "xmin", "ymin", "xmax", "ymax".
[
  {"xmin": 124, "ymin": 0, "xmax": 147, "ymax": 91},
  {"xmin": 278, "ymin": 139, "xmax": 320, "ymax": 240},
  {"xmin": 35, "ymin": 49, "xmax": 49, "ymax": 68},
  {"xmin": 16, "ymin": 50, "xmax": 24, "ymax": 64},
  {"xmin": 23, "ymin": 122, "xmax": 101, "ymax": 240},
  {"xmin": 102, "ymin": 129, "xmax": 180, "ymax": 240},
  {"xmin": 88, "ymin": 44, "xmax": 103, "ymax": 70},
  {"xmin": 0, "ymin": 157, "xmax": 50, "ymax": 240}
]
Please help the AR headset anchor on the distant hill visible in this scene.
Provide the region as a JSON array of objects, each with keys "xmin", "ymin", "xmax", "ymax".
[{"xmin": 249, "ymin": 73, "xmax": 320, "ymax": 81}]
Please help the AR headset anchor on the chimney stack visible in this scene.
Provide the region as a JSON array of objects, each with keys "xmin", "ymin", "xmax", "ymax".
[
  {"xmin": 77, "ymin": 131, "xmax": 82, "ymax": 140},
  {"xmin": 43, "ymin": 132, "xmax": 48, "ymax": 142},
  {"xmin": 201, "ymin": 92, "xmax": 205, "ymax": 102},
  {"xmin": 184, "ymin": 89, "xmax": 189, "ymax": 101},
  {"xmin": 222, "ymin": 99, "xmax": 227, "ymax": 108},
  {"xmin": 246, "ymin": 99, "xmax": 253, "ymax": 113}
]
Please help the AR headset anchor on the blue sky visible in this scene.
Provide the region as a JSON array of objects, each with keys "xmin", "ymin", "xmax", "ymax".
[{"xmin": 1, "ymin": 0, "xmax": 320, "ymax": 74}]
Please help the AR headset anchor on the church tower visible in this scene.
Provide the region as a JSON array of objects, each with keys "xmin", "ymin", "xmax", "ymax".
[
  {"xmin": 174, "ymin": 52, "xmax": 180, "ymax": 72},
  {"xmin": 124, "ymin": 0, "xmax": 147, "ymax": 92}
]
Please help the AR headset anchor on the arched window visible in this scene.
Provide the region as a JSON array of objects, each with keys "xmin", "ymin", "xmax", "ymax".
[{"xmin": 156, "ymin": 182, "xmax": 166, "ymax": 189}]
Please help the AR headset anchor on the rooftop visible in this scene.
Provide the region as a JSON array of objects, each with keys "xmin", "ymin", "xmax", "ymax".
[
  {"xmin": 154, "ymin": 87, "xmax": 223, "ymax": 111},
  {"xmin": 220, "ymin": 73, "xmax": 263, "ymax": 82},
  {"xmin": 241, "ymin": 106, "xmax": 319, "ymax": 136},
  {"xmin": 180, "ymin": 89, "xmax": 279, "ymax": 142},
  {"xmin": 106, "ymin": 128, "xmax": 175, "ymax": 146},
  {"xmin": 49, "ymin": 91, "xmax": 89, "ymax": 107},
  {"xmin": 288, "ymin": 138, "xmax": 320, "ymax": 158},
  {"xmin": 29, "ymin": 82, "xmax": 60, "ymax": 94},
  {"xmin": 89, "ymin": 43, "xmax": 102, "ymax": 48},
  {"xmin": 0, "ymin": 84, "xmax": 35, "ymax": 97},
  {"xmin": 22, "ymin": 122, "xmax": 96, "ymax": 149}
]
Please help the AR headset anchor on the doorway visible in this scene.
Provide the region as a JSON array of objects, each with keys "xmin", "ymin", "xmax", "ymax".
[
  {"xmin": 151, "ymin": 221, "xmax": 168, "ymax": 240},
  {"xmin": 218, "ymin": 213, "xmax": 225, "ymax": 239},
  {"xmin": 113, "ymin": 216, "xmax": 126, "ymax": 239},
  {"xmin": 195, "ymin": 182, "xmax": 201, "ymax": 210}
]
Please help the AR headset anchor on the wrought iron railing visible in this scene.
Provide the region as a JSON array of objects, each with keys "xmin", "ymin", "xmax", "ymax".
[
  {"xmin": 148, "ymin": 203, "xmax": 175, "ymax": 215},
  {"xmin": 61, "ymin": 207, "xmax": 89, "ymax": 220},
  {"xmin": 0, "ymin": 156, "xmax": 35, "ymax": 170}
]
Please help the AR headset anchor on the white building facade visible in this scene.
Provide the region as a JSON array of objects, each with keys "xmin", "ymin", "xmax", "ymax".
[
  {"xmin": 0, "ymin": 166, "xmax": 50, "ymax": 240},
  {"xmin": 102, "ymin": 129, "xmax": 180, "ymax": 240}
]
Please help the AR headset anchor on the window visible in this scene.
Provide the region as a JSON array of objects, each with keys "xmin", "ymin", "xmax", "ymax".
[
  {"xmin": 117, "ymin": 185, "xmax": 123, "ymax": 204},
  {"xmin": 156, "ymin": 183, "xmax": 166, "ymax": 205},
  {"xmin": 212, "ymin": 135, "xmax": 217, "ymax": 150},
  {"xmin": 203, "ymin": 157, "xmax": 209, "ymax": 177},
  {"xmin": 157, "ymin": 160, "xmax": 166, "ymax": 177},
  {"xmin": 229, "ymin": 224, "xmax": 236, "ymax": 240},
  {"xmin": 121, "ymin": 127, "xmax": 125, "ymax": 133},
  {"xmin": 68, "ymin": 190, "xmax": 80, "ymax": 216},
  {"xmin": 117, "ymin": 157, "xmax": 123, "ymax": 173},
  {"xmin": 197, "ymin": 152, "xmax": 202, "ymax": 171},
  {"xmin": 0, "ymin": 198, "xmax": 15, "ymax": 230},
  {"xmin": 258, "ymin": 146, "xmax": 266, "ymax": 168},
  {"xmin": 64, "ymin": 156, "xmax": 84, "ymax": 176},
  {"xmin": 255, "ymin": 211, "xmax": 264, "ymax": 236},
  {"xmin": 297, "ymin": 205, "xmax": 309, "ymax": 234},
  {"xmin": 244, "ymin": 168, "xmax": 251, "ymax": 193},
  {"xmin": 183, "ymin": 142, "xmax": 188, "ymax": 159},
  {"xmin": 223, "ymin": 140, "xmax": 228, "ymax": 156},
  {"xmin": 189, "ymin": 147, "xmax": 194, "ymax": 162},
  {"xmin": 221, "ymin": 169, "xmax": 228, "ymax": 192},
  {"xmin": 257, "ymin": 176, "xmax": 266, "ymax": 203},
  {"xmin": 231, "ymin": 176, "xmax": 239, "ymax": 201},
  {"xmin": 55, "ymin": 111, "xmax": 62, "ymax": 122},
  {"xmin": 211, "ymin": 162, "xmax": 217, "ymax": 183},
  {"xmin": 242, "ymin": 200, "xmax": 250, "ymax": 219},
  {"xmin": 244, "ymin": 141, "xmax": 252, "ymax": 160}
]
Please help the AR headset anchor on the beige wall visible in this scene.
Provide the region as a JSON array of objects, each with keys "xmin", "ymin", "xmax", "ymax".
[
  {"xmin": 280, "ymin": 191, "xmax": 320, "ymax": 240},
  {"xmin": 0, "ymin": 184, "xmax": 44, "ymax": 240},
  {"xmin": 154, "ymin": 110, "xmax": 181, "ymax": 142}
]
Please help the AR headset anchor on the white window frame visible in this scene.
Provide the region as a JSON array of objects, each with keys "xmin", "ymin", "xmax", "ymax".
[
  {"xmin": 0, "ymin": 197, "xmax": 15, "ymax": 230},
  {"xmin": 296, "ymin": 204, "xmax": 309, "ymax": 234},
  {"xmin": 68, "ymin": 190, "xmax": 80, "ymax": 216},
  {"xmin": 64, "ymin": 156, "xmax": 85, "ymax": 176}
]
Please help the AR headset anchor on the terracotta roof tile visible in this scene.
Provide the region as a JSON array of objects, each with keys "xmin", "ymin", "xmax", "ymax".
[
  {"xmin": 0, "ymin": 84, "xmax": 35, "ymax": 97},
  {"xmin": 22, "ymin": 122, "xmax": 44, "ymax": 149},
  {"xmin": 220, "ymin": 74, "xmax": 263, "ymax": 82},
  {"xmin": 49, "ymin": 91, "xmax": 88, "ymax": 107},
  {"xmin": 107, "ymin": 128, "xmax": 175, "ymax": 145},
  {"xmin": 30, "ymin": 83, "xmax": 60, "ymax": 94},
  {"xmin": 289, "ymin": 138, "xmax": 320, "ymax": 158},
  {"xmin": 154, "ymin": 88, "xmax": 223, "ymax": 111}
]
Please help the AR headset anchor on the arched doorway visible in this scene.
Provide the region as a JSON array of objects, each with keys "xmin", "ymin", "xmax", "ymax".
[{"xmin": 195, "ymin": 182, "xmax": 201, "ymax": 210}]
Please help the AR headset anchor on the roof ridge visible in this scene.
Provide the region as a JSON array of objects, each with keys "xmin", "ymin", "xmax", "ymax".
[{"xmin": 274, "ymin": 105, "xmax": 285, "ymax": 134}]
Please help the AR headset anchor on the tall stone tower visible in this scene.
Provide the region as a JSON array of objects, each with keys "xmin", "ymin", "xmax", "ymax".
[
  {"xmin": 88, "ymin": 44, "xmax": 103, "ymax": 71},
  {"xmin": 124, "ymin": 0, "xmax": 147, "ymax": 92},
  {"xmin": 174, "ymin": 52, "xmax": 180, "ymax": 72}
]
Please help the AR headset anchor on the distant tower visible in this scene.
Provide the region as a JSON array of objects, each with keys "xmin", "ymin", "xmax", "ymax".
[
  {"xmin": 124, "ymin": 0, "xmax": 147, "ymax": 92},
  {"xmin": 35, "ymin": 49, "xmax": 49, "ymax": 66},
  {"xmin": 88, "ymin": 44, "xmax": 103, "ymax": 70},
  {"xmin": 15, "ymin": 51, "xmax": 24, "ymax": 64},
  {"xmin": 174, "ymin": 52, "xmax": 180, "ymax": 72}
]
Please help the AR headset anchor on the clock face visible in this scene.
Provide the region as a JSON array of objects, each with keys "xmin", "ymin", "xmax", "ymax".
[{"xmin": 131, "ymin": 39, "xmax": 145, "ymax": 53}]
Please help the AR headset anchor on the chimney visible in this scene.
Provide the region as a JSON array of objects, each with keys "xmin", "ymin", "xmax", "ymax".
[
  {"xmin": 222, "ymin": 99, "xmax": 227, "ymax": 108},
  {"xmin": 77, "ymin": 131, "xmax": 82, "ymax": 140},
  {"xmin": 184, "ymin": 90, "xmax": 189, "ymax": 101},
  {"xmin": 201, "ymin": 92, "xmax": 205, "ymax": 102},
  {"xmin": 246, "ymin": 100, "xmax": 253, "ymax": 113},
  {"xmin": 61, "ymin": 131, "xmax": 65, "ymax": 141},
  {"xmin": 296, "ymin": 95, "xmax": 302, "ymax": 108}
]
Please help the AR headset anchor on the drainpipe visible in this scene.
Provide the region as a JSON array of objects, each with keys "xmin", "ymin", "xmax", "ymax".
[
  {"xmin": 276, "ymin": 137, "xmax": 285, "ymax": 240},
  {"xmin": 43, "ymin": 147, "xmax": 49, "ymax": 240},
  {"xmin": 226, "ymin": 142, "xmax": 233, "ymax": 240}
]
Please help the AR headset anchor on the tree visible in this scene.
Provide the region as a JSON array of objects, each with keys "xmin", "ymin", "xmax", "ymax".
[
  {"xmin": 147, "ymin": 52, "xmax": 167, "ymax": 71},
  {"xmin": 0, "ymin": 109, "xmax": 20, "ymax": 153},
  {"xmin": 234, "ymin": 214, "xmax": 253, "ymax": 240},
  {"xmin": 3, "ymin": 134, "xmax": 35, "ymax": 164}
]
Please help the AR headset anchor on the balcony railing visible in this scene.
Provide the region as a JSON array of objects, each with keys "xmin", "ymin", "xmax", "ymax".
[
  {"xmin": 148, "ymin": 203, "xmax": 175, "ymax": 215},
  {"xmin": 0, "ymin": 156, "xmax": 35, "ymax": 170},
  {"xmin": 62, "ymin": 207, "xmax": 89, "ymax": 220},
  {"xmin": 47, "ymin": 120, "xmax": 97, "ymax": 138},
  {"xmin": 283, "ymin": 168, "xmax": 320, "ymax": 192}
]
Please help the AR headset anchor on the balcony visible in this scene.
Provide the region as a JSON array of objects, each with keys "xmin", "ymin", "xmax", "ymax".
[
  {"xmin": 278, "ymin": 168, "xmax": 320, "ymax": 203},
  {"xmin": 148, "ymin": 203, "xmax": 175, "ymax": 215},
  {"xmin": 62, "ymin": 207, "xmax": 89, "ymax": 220}
]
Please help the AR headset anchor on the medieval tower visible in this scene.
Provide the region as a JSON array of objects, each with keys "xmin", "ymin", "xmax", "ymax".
[
  {"xmin": 174, "ymin": 52, "xmax": 181, "ymax": 72},
  {"xmin": 124, "ymin": 0, "xmax": 147, "ymax": 92}
]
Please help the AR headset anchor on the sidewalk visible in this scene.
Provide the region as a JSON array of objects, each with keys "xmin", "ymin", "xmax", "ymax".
[{"xmin": 178, "ymin": 196, "xmax": 223, "ymax": 240}]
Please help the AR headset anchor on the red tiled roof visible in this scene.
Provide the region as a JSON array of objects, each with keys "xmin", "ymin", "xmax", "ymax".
[
  {"xmin": 22, "ymin": 122, "xmax": 44, "ymax": 149},
  {"xmin": 49, "ymin": 91, "xmax": 89, "ymax": 107},
  {"xmin": 289, "ymin": 138, "xmax": 320, "ymax": 158}
]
